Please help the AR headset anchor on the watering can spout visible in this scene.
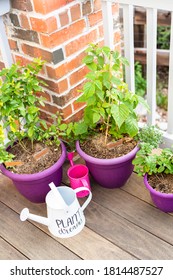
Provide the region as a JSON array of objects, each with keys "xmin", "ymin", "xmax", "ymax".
[{"xmin": 20, "ymin": 208, "xmax": 49, "ymax": 226}]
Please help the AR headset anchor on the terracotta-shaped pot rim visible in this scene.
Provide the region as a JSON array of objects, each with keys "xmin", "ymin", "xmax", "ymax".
[
  {"xmin": 76, "ymin": 140, "xmax": 139, "ymax": 166},
  {"xmin": 144, "ymin": 173, "xmax": 173, "ymax": 197},
  {"xmin": 0, "ymin": 141, "xmax": 66, "ymax": 181}
]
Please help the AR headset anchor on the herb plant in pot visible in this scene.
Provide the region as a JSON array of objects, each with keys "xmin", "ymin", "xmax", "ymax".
[
  {"xmin": 0, "ymin": 59, "xmax": 66, "ymax": 203},
  {"xmin": 74, "ymin": 44, "xmax": 149, "ymax": 188},
  {"xmin": 133, "ymin": 125, "xmax": 173, "ymax": 212}
]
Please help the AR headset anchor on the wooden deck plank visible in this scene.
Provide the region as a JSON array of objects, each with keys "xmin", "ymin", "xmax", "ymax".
[
  {"xmin": 122, "ymin": 173, "xmax": 154, "ymax": 203},
  {"xmin": 0, "ymin": 202, "xmax": 79, "ymax": 260},
  {"xmin": 1, "ymin": 156, "xmax": 173, "ymax": 260},
  {"xmin": 0, "ymin": 175, "xmax": 135, "ymax": 260},
  {"xmin": 63, "ymin": 158, "xmax": 173, "ymax": 247},
  {"xmin": 90, "ymin": 179, "xmax": 173, "ymax": 245},
  {"xmin": 0, "ymin": 237, "xmax": 27, "ymax": 260},
  {"xmin": 122, "ymin": 173, "xmax": 173, "ymax": 217},
  {"xmin": 85, "ymin": 200, "xmax": 173, "ymax": 259},
  {"xmin": 58, "ymin": 227, "xmax": 136, "ymax": 260}
]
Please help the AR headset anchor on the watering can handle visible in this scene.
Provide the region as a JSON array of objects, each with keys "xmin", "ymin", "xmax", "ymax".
[
  {"xmin": 67, "ymin": 152, "xmax": 74, "ymax": 166},
  {"xmin": 74, "ymin": 187, "xmax": 92, "ymax": 211}
]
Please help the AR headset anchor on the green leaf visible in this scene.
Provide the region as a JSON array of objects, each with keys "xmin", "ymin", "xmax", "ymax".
[
  {"xmin": 83, "ymin": 82, "xmax": 95, "ymax": 96},
  {"xmin": 82, "ymin": 55, "xmax": 94, "ymax": 64},
  {"xmin": 39, "ymin": 100, "xmax": 45, "ymax": 107},
  {"xmin": 28, "ymin": 127, "xmax": 34, "ymax": 138},
  {"xmin": 111, "ymin": 104, "xmax": 129, "ymax": 128},
  {"xmin": 103, "ymin": 80, "xmax": 111, "ymax": 90},
  {"xmin": 28, "ymin": 95, "xmax": 37, "ymax": 104},
  {"xmin": 120, "ymin": 56, "xmax": 130, "ymax": 66},
  {"xmin": 125, "ymin": 115, "xmax": 139, "ymax": 137},
  {"xmin": 27, "ymin": 114, "xmax": 34, "ymax": 122},
  {"xmin": 102, "ymin": 71, "xmax": 110, "ymax": 82},
  {"xmin": 137, "ymin": 96, "xmax": 150, "ymax": 112},
  {"xmin": 98, "ymin": 56, "xmax": 104, "ymax": 68},
  {"xmin": 86, "ymin": 72, "xmax": 96, "ymax": 81},
  {"xmin": 93, "ymin": 112, "xmax": 100, "ymax": 124},
  {"xmin": 18, "ymin": 105, "xmax": 26, "ymax": 117},
  {"xmin": 86, "ymin": 62, "xmax": 97, "ymax": 71},
  {"xmin": 77, "ymin": 82, "xmax": 95, "ymax": 102},
  {"xmin": 111, "ymin": 76, "xmax": 122, "ymax": 86},
  {"xmin": 59, "ymin": 123, "xmax": 67, "ymax": 131},
  {"xmin": 102, "ymin": 46, "xmax": 111, "ymax": 56},
  {"xmin": 28, "ymin": 106, "xmax": 39, "ymax": 114},
  {"xmin": 96, "ymin": 91, "xmax": 104, "ymax": 101},
  {"xmin": 95, "ymin": 80, "xmax": 102, "ymax": 91},
  {"xmin": 87, "ymin": 95, "xmax": 96, "ymax": 106},
  {"xmin": 74, "ymin": 122, "xmax": 88, "ymax": 135},
  {"xmin": 102, "ymin": 102, "xmax": 110, "ymax": 108}
]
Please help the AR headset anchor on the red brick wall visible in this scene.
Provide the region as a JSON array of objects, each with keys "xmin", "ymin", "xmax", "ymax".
[{"xmin": 1, "ymin": 0, "xmax": 120, "ymax": 122}]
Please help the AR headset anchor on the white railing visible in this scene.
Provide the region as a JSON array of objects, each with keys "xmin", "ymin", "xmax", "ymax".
[{"xmin": 101, "ymin": 0, "xmax": 173, "ymax": 147}]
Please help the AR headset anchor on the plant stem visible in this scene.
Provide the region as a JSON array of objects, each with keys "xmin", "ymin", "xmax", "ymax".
[
  {"xmin": 104, "ymin": 51, "xmax": 113, "ymax": 145},
  {"xmin": 18, "ymin": 140, "xmax": 31, "ymax": 154},
  {"xmin": 31, "ymin": 139, "xmax": 34, "ymax": 151},
  {"xmin": 105, "ymin": 114, "xmax": 110, "ymax": 145}
]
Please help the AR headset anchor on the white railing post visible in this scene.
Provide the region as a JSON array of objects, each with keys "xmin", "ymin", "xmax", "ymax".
[
  {"xmin": 122, "ymin": 4, "xmax": 135, "ymax": 92},
  {"xmin": 101, "ymin": 0, "xmax": 114, "ymax": 49},
  {"xmin": 167, "ymin": 11, "xmax": 173, "ymax": 135},
  {"xmin": 146, "ymin": 8, "xmax": 157, "ymax": 125}
]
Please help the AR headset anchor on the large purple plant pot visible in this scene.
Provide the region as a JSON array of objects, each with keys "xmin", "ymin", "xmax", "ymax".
[
  {"xmin": 76, "ymin": 140, "xmax": 138, "ymax": 189},
  {"xmin": 144, "ymin": 174, "xmax": 173, "ymax": 212},
  {"xmin": 0, "ymin": 141, "xmax": 66, "ymax": 203}
]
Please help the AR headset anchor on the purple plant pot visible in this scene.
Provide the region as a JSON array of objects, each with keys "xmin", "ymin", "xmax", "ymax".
[
  {"xmin": 76, "ymin": 140, "xmax": 139, "ymax": 189},
  {"xmin": 0, "ymin": 141, "xmax": 66, "ymax": 203},
  {"xmin": 144, "ymin": 174, "xmax": 173, "ymax": 212}
]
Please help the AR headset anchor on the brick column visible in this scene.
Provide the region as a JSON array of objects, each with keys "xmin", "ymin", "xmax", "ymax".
[{"xmin": 1, "ymin": 0, "xmax": 121, "ymax": 122}]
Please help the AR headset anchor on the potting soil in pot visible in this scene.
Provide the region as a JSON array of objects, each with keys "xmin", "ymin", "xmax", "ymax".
[
  {"xmin": 6, "ymin": 139, "xmax": 62, "ymax": 174},
  {"xmin": 80, "ymin": 134, "xmax": 137, "ymax": 159},
  {"xmin": 148, "ymin": 173, "xmax": 173, "ymax": 194}
]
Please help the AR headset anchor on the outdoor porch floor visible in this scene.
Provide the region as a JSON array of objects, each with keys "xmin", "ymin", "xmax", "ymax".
[{"xmin": 1, "ymin": 157, "xmax": 173, "ymax": 260}]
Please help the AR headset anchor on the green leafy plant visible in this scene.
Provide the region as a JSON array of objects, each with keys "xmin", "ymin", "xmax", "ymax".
[
  {"xmin": 135, "ymin": 125, "xmax": 163, "ymax": 148},
  {"xmin": 0, "ymin": 58, "xmax": 47, "ymax": 150},
  {"xmin": 157, "ymin": 26, "xmax": 170, "ymax": 50},
  {"xmin": 135, "ymin": 61, "xmax": 146, "ymax": 97},
  {"xmin": 76, "ymin": 44, "xmax": 149, "ymax": 144},
  {"xmin": 156, "ymin": 91, "xmax": 168, "ymax": 110},
  {"xmin": 39, "ymin": 113, "xmax": 77, "ymax": 151},
  {"xmin": 0, "ymin": 58, "xmax": 69, "ymax": 164},
  {"xmin": 0, "ymin": 124, "xmax": 14, "ymax": 163},
  {"xmin": 133, "ymin": 125, "xmax": 173, "ymax": 176}
]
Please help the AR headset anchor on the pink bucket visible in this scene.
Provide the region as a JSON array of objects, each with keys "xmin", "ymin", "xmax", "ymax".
[{"xmin": 67, "ymin": 164, "xmax": 91, "ymax": 198}]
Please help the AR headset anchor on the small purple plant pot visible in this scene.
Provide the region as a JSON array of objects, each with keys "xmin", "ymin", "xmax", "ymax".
[
  {"xmin": 0, "ymin": 141, "xmax": 66, "ymax": 203},
  {"xmin": 144, "ymin": 174, "xmax": 173, "ymax": 212},
  {"xmin": 76, "ymin": 141, "xmax": 139, "ymax": 189}
]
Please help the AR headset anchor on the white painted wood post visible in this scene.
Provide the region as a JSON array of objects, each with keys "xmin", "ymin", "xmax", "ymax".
[
  {"xmin": 101, "ymin": 0, "xmax": 114, "ymax": 49},
  {"xmin": 115, "ymin": 0, "xmax": 173, "ymax": 11},
  {"xmin": 146, "ymin": 8, "xmax": 157, "ymax": 125},
  {"xmin": 122, "ymin": 4, "xmax": 135, "ymax": 92},
  {"xmin": 167, "ymin": 11, "xmax": 173, "ymax": 135}
]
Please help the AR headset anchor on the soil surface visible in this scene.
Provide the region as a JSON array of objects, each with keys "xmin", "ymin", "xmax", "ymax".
[
  {"xmin": 80, "ymin": 134, "xmax": 137, "ymax": 159},
  {"xmin": 148, "ymin": 173, "xmax": 173, "ymax": 194},
  {"xmin": 5, "ymin": 139, "xmax": 62, "ymax": 174}
]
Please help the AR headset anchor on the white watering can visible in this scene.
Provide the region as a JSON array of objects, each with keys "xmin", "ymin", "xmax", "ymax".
[{"xmin": 20, "ymin": 182, "xmax": 92, "ymax": 238}]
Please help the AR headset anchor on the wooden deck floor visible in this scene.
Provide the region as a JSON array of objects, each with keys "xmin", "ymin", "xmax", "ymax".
[{"xmin": 1, "ymin": 157, "xmax": 173, "ymax": 260}]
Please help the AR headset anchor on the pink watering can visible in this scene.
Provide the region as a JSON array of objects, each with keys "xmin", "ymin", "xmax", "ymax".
[
  {"xmin": 20, "ymin": 182, "xmax": 92, "ymax": 238},
  {"xmin": 67, "ymin": 152, "xmax": 91, "ymax": 198}
]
